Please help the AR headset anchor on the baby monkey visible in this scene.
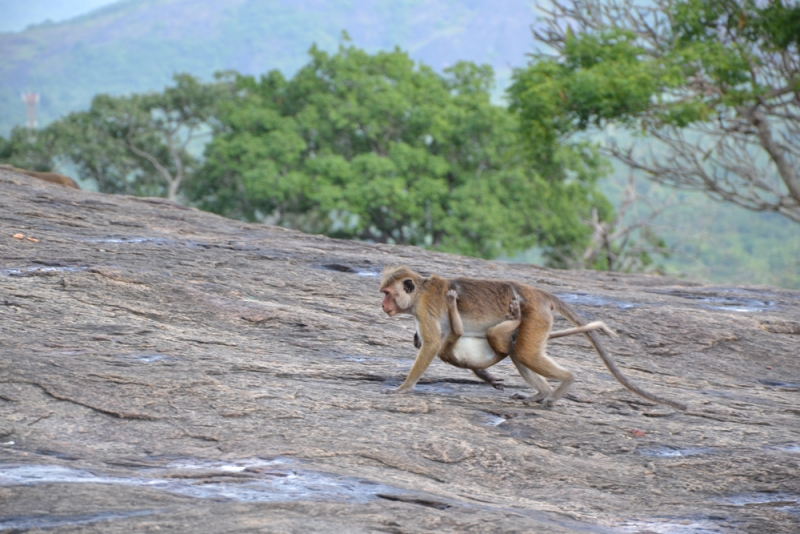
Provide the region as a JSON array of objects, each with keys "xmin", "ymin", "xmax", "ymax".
[{"xmin": 413, "ymin": 290, "xmax": 616, "ymax": 391}]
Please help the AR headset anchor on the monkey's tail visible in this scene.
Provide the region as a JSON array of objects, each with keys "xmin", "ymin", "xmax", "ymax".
[{"xmin": 548, "ymin": 295, "xmax": 688, "ymax": 412}]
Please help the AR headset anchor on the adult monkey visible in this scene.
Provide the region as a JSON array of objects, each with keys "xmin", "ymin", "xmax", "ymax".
[{"xmin": 380, "ymin": 266, "xmax": 687, "ymax": 411}]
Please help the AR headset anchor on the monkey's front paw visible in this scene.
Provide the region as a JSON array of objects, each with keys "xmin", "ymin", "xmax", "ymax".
[
  {"xmin": 507, "ymin": 299, "xmax": 521, "ymax": 320},
  {"xmin": 445, "ymin": 289, "xmax": 458, "ymax": 306},
  {"xmin": 490, "ymin": 378, "xmax": 505, "ymax": 391}
]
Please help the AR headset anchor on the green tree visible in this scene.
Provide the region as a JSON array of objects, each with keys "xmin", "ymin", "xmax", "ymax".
[
  {"xmin": 0, "ymin": 73, "xmax": 230, "ymax": 199},
  {"xmin": 47, "ymin": 109, "xmax": 143, "ymax": 195},
  {"xmin": 191, "ymin": 43, "xmax": 610, "ymax": 260},
  {"xmin": 513, "ymin": 0, "xmax": 800, "ymax": 223},
  {"xmin": 81, "ymin": 73, "xmax": 227, "ymax": 200}
]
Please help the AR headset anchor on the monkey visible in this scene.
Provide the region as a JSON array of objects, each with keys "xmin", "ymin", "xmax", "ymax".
[
  {"xmin": 0, "ymin": 164, "xmax": 80, "ymax": 189},
  {"xmin": 380, "ymin": 266, "xmax": 687, "ymax": 411},
  {"xmin": 411, "ymin": 292, "xmax": 618, "ymax": 391}
]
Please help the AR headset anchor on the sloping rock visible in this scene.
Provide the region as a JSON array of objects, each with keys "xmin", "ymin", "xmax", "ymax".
[{"xmin": 1, "ymin": 168, "xmax": 799, "ymax": 532}]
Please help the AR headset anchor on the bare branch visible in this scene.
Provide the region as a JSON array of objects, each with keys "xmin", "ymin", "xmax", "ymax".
[
  {"xmin": 125, "ymin": 132, "xmax": 175, "ymax": 187},
  {"xmin": 534, "ymin": 0, "xmax": 800, "ymax": 224},
  {"xmin": 581, "ymin": 171, "xmax": 675, "ymax": 271}
]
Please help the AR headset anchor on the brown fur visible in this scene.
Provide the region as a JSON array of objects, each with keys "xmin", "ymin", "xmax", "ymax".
[
  {"xmin": 436, "ymin": 294, "xmax": 616, "ymax": 367},
  {"xmin": 438, "ymin": 289, "xmax": 520, "ymax": 367},
  {"xmin": 0, "ymin": 164, "xmax": 80, "ymax": 189},
  {"xmin": 380, "ymin": 266, "xmax": 686, "ymax": 411},
  {"xmin": 413, "ymin": 319, "xmax": 615, "ymax": 351}
]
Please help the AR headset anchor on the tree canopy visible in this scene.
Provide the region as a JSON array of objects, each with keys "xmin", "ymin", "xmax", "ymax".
[
  {"xmin": 511, "ymin": 0, "xmax": 800, "ymax": 223},
  {"xmin": 190, "ymin": 44, "xmax": 610, "ymax": 260},
  {"xmin": 0, "ymin": 43, "xmax": 620, "ymax": 265}
]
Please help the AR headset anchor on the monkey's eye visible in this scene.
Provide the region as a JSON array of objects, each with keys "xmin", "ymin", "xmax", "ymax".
[{"xmin": 402, "ymin": 279, "xmax": 415, "ymax": 294}]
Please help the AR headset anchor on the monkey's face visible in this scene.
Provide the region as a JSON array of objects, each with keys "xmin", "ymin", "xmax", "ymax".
[{"xmin": 380, "ymin": 278, "xmax": 415, "ymax": 316}]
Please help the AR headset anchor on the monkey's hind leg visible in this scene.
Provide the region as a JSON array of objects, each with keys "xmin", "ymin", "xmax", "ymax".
[
  {"xmin": 445, "ymin": 290, "xmax": 463, "ymax": 336},
  {"xmin": 486, "ymin": 298, "xmax": 522, "ymax": 356},
  {"xmin": 513, "ymin": 311, "xmax": 575, "ymax": 408},
  {"xmin": 509, "ymin": 355, "xmax": 552, "ymax": 403}
]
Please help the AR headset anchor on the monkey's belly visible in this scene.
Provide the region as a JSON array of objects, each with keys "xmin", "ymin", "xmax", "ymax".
[{"xmin": 451, "ymin": 337, "xmax": 498, "ymax": 369}]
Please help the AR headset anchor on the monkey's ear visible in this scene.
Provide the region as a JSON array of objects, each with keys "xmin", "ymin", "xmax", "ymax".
[{"xmin": 403, "ymin": 279, "xmax": 415, "ymax": 294}]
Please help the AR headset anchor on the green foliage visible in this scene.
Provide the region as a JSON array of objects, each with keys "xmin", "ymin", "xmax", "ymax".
[
  {"xmin": 509, "ymin": 29, "xmax": 670, "ymax": 152},
  {"xmin": 674, "ymin": 0, "xmax": 800, "ymax": 50},
  {"xmin": 0, "ymin": 126, "xmax": 60, "ymax": 172},
  {"xmin": 191, "ymin": 44, "xmax": 608, "ymax": 260},
  {"xmin": 512, "ymin": 0, "xmax": 800, "ymax": 134}
]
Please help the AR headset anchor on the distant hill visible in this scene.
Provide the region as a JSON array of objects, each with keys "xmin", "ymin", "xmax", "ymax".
[
  {"xmin": 0, "ymin": 0, "xmax": 537, "ymax": 134},
  {"xmin": 0, "ymin": 0, "xmax": 115, "ymax": 33}
]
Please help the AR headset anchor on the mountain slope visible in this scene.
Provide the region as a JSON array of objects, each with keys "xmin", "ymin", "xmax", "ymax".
[
  {"xmin": 0, "ymin": 0, "xmax": 114, "ymax": 33},
  {"xmin": 0, "ymin": 0, "xmax": 537, "ymax": 134},
  {"xmin": 3, "ymin": 167, "xmax": 800, "ymax": 532}
]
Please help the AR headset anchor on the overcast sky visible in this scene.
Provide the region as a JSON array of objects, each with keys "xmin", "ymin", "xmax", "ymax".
[{"xmin": 0, "ymin": 0, "xmax": 119, "ymax": 33}]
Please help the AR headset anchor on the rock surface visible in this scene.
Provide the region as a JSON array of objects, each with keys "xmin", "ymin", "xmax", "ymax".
[{"xmin": 1, "ymin": 169, "xmax": 799, "ymax": 533}]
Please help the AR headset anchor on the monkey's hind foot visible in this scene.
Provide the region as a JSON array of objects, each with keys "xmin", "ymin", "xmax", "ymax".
[
  {"xmin": 472, "ymin": 368, "xmax": 505, "ymax": 391},
  {"xmin": 507, "ymin": 298, "xmax": 521, "ymax": 321},
  {"xmin": 511, "ymin": 391, "xmax": 548, "ymax": 404},
  {"xmin": 484, "ymin": 376, "xmax": 505, "ymax": 391}
]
